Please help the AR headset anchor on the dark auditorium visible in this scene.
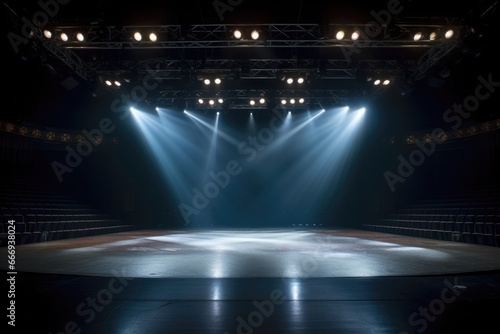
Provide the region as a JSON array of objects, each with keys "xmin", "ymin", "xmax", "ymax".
[{"xmin": 2, "ymin": 0, "xmax": 500, "ymax": 333}]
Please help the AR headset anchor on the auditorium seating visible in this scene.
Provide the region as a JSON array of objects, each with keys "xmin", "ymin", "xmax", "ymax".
[
  {"xmin": 0, "ymin": 176, "xmax": 138, "ymax": 246},
  {"xmin": 363, "ymin": 186, "xmax": 500, "ymax": 247}
]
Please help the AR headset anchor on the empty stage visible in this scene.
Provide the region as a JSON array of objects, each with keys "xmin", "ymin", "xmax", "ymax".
[{"xmin": 3, "ymin": 228, "xmax": 500, "ymax": 333}]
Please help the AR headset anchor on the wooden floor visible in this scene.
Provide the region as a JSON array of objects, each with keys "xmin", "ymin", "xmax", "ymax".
[{"xmin": 3, "ymin": 228, "xmax": 500, "ymax": 333}]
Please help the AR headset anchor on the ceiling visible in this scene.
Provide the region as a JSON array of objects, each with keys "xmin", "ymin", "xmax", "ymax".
[{"xmin": 2, "ymin": 0, "xmax": 498, "ymax": 131}]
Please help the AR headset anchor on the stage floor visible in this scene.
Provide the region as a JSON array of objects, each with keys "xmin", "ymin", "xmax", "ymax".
[
  {"xmin": 2, "ymin": 228, "xmax": 500, "ymax": 277},
  {"xmin": 3, "ymin": 229, "xmax": 500, "ymax": 333}
]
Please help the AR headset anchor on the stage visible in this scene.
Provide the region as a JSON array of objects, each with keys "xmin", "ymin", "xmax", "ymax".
[{"xmin": 3, "ymin": 228, "xmax": 500, "ymax": 333}]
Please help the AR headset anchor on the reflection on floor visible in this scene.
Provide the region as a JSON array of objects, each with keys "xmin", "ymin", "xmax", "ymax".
[{"xmin": 3, "ymin": 228, "xmax": 500, "ymax": 333}]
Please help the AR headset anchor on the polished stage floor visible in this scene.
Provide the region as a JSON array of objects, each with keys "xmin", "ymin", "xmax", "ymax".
[{"xmin": 3, "ymin": 228, "xmax": 500, "ymax": 333}]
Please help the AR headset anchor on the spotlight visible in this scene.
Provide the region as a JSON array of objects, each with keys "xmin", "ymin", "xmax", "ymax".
[
  {"xmin": 114, "ymin": 81, "xmax": 121, "ymax": 87},
  {"xmin": 290, "ymin": 99, "xmax": 296, "ymax": 104},
  {"xmin": 413, "ymin": 32, "xmax": 422, "ymax": 41},
  {"xmin": 250, "ymin": 100, "xmax": 256, "ymax": 105},
  {"xmin": 76, "ymin": 33, "xmax": 85, "ymax": 42},
  {"xmin": 299, "ymin": 98, "xmax": 305, "ymax": 104},
  {"xmin": 260, "ymin": 98, "xmax": 266, "ymax": 104},
  {"xmin": 60, "ymin": 32, "xmax": 68, "ymax": 42},
  {"xmin": 351, "ymin": 31, "xmax": 360, "ymax": 41},
  {"xmin": 251, "ymin": 30, "xmax": 259, "ymax": 40},
  {"xmin": 297, "ymin": 77, "xmax": 305, "ymax": 84},
  {"xmin": 217, "ymin": 112, "xmax": 220, "ymax": 115},
  {"xmin": 383, "ymin": 79, "xmax": 391, "ymax": 85},
  {"xmin": 374, "ymin": 79, "xmax": 381, "ymax": 86},
  {"xmin": 281, "ymin": 99, "xmax": 287, "ymax": 105},
  {"xmin": 43, "ymin": 30, "xmax": 52, "ymax": 39},
  {"xmin": 445, "ymin": 29, "xmax": 454, "ymax": 39},
  {"xmin": 214, "ymin": 78, "xmax": 222, "ymax": 85},
  {"xmin": 336, "ymin": 30, "xmax": 345, "ymax": 40},
  {"xmin": 287, "ymin": 78, "xmax": 294, "ymax": 84},
  {"xmin": 233, "ymin": 29, "xmax": 242, "ymax": 39},
  {"xmin": 133, "ymin": 32, "xmax": 142, "ymax": 41},
  {"xmin": 204, "ymin": 79, "xmax": 211, "ymax": 85},
  {"xmin": 149, "ymin": 33, "xmax": 158, "ymax": 42},
  {"xmin": 198, "ymin": 99, "xmax": 204, "ymax": 104},
  {"xmin": 209, "ymin": 99, "xmax": 215, "ymax": 105},
  {"xmin": 218, "ymin": 98, "xmax": 224, "ymax": 103},
  {"xmin": 429, "ymin": 32, "xmax": 437, "ymax": 41},
  {"xmin": 105, "ymin": 80, "xmax": 112, "ymax": 86}
]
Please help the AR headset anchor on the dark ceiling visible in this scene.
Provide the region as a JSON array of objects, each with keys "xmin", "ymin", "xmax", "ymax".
[{"xmin": 2, "ymin": 0, "xmax": 499, "ymax": 132}]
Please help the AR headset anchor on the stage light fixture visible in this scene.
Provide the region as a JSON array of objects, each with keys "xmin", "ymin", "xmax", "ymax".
[
  {"xmin": 290, "ymin": 99, "xmax": 296, "ymax": 104},
  {"xmin": 250, "ymin": 100, "xmax": 256, "ymax": 105},
  {"xmin": 445, "ymin": 29, "xmax": 454, "ymax": 39},
  {"xmin": 351, "ymin": 31, "xmax": 360, "ymax": 41},
  {"xmin": 134, "ymin": 32, "xmax": 142, "ymax": 41},
  {"xmin": 76, "ymin": 33, "xmax": 85, "ymax": 41},
  {"xmin": 234, "ymin": 29, "xmax": 242, "ymax": 39},
  {"xmin": 105, "ymin": 80, "xmax": 112, "ymax": 86},
  {"xmin": 60, "ymin": 33, "xmax": 68, "ymax": 42},
  {"xmin": 287, "ymin": 78, "xmax": 294, "ymax": 84},
  {"xmin": 413, "ymin": 32, "xmax": 422, "ymax": 41},
  {"xmin": 299, "ymin": 98, "xmax": 305, "ymax": 104},
  {"xmin": 209, "ymin": 99, "xmax": 215, "ymax": 105},
  {"xmin": 114, "ymin": 81, "xmax": 121, "ymax": 87},
  {"xmin": 43, "ymin": 30, "xmax": 52, "ymax": 38},
  {"xmin": 149, "ymin": 33, "xmax": 158, "ymax": 42},
  {"xmin": 251, "ymin": 30, "xmax": 260, "ymax": 40},
  {"xmin": 429, "ymin": 32, "xmax": 437, "ymax": 40},
  {"xmin": 281, "ymin": 99, "xmax": 287, "ymax": 105},
  {"xmin": 336, "ymin": 30, "xmax": 345, "ymax": 40},
  {"xmin": 198, "ymin": 99, "xmax": 204, "ymax": 104},
  {"xmin": 214, "ymin": 78, "xmax": 222, "ymax": 85},
  {"xmin": 374, "ymin": 80, "xmax": 381, "ymax": 86},
  {"xmin": 297, "ymin": 77, "xmax": 305, "ymax": 84},
  {"xmin": 204, "ymin": 79, "xmax": 211, "ymax": 85},
  {"xmin": 383, "ymin": 80, "xmax": 391, "ymax": 85},
  {"xmin": 260, "ymin": 98, "xmax": 266, "ymax": 104},
  {"xmin": 218, "ymin": 98, "xmax": 224, "ymax": 103}
]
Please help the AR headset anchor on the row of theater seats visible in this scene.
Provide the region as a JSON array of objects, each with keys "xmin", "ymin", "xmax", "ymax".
[
  {"xmin": 0, "ymin": 204, "xmax": 137, "ymax": 246},
  {"xmin": 363, "ymin": 197, "xmax": 500, "ymax": 247}
]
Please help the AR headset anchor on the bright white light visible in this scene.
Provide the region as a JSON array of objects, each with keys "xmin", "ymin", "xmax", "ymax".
[
  {"xmin": 445, "ymin": 30, "xmax": 454, "ymax": 39},
  {"xmin": 336, "ymin": 30, "xmax": 345, "ymax": 40},
  {"xmin": 351, "ymin": 31, "xmax": 360, "ymax": 41},
  {"xmin": 134, "ymin": 32, "xmax": 142, "ymax": 41},
  {"xmin": 290, "ymin": 99, "xmax": 296, "ymax": 104},
  {"xmin": 281, "ymin": 99, "xmax": 287, "ymax": 105},
  {"xmin": 299, "ymin": 98, "xmax": 305, "ymax": 104},
  {"xmin": 383, "ymin": 79, "xmax": 391, "ymax": 85},
  {"xmin": 413, "ymin": 32, "xmax": 422, "ymax": 41},
  {"xmin": 214, "ymin": 78, "xmax": 222, "ymax": 85},
  {"xmin": 233, "ymin": 30, "xmax": 242, "ymax": 39},
  {"xmin": 260, "ymin": 98, "xmax": 266, "ymax": 104},
  {"xmin": 43, "ymin": 30, "xmax": 52, "ymax": 39},
  {"xmin": 297, "ymin": 77, "xmax": 305, "ymax": 84},
  {"xmin": 76, "ymin": 33, "xmax": 84, "ymax": 41},
  {"xmin": 217, "ymin": 112, "xmax": 220, "ymax": 115},
  {"xmin": 374, "ymin": 80, "xmax": 381, "ymax": 86},
  {"xmin": 250, "ymin": 100, "xmax": 256, "ymax": 105},
  {"xmin": 149, "ymin": 33, "xmax": 158, "ymax": 42},
  {"xmin": 430, "ymin": 32, "xmax": 437, "ymax": 40},
  {"xmin": 360, "ymin": 108, "xmax": 366, "ymax": 113},
  {"xmin": 204, "ymin": 79, "xmax": 211, "ymax": 85},
  {"xmin": 287, "ymin": 78, "xmax": 294, "ymax": 84},
  {"xmin": 105, "ymin": 80, "xmax": 112, "ymax": 86},
  {"xmin": 251, "ymin": 30, "xmax": 259, "ymax": 40},
  {"xmin": 209, "ymin": 100, "xmax": 215, "ymax": 105},
  {"xmin": 114, "ymin": 81, "xmax": 121, "ymax": 87},
  {"xmin": 60, "ymin": 33, "xmax": 68, "ymax": 42},
  {"xmin": 198, "ymin": 99, "xmax": 204, "ymax": 104},
  {"xmin": 218, "ymin": 98, "xmax": 224, "ymax": 103}
]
